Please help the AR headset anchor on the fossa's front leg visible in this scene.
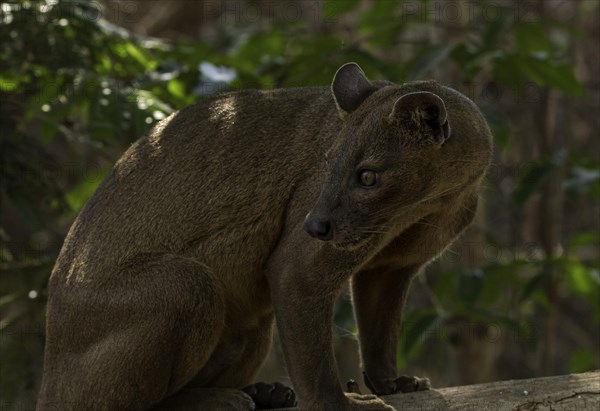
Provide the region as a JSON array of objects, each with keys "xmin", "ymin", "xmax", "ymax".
[
  {"xmin": 353, "ymin": 200, "xmax": 478, "ymax": 395},
  {"xmin": 352, "ymin": 264, "xmax": 430, "ymax": 395},
  {"xmin": 267, "ymin": 222, "xmax": 395, "ymax": 411}
]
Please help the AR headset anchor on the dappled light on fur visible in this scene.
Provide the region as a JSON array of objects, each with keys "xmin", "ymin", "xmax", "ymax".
[{"xmin": 209, "ymin": 95, "xmax": 239, "ymax": 129}]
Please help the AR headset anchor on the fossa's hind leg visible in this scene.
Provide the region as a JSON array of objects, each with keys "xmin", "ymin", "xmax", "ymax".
[{"xmin": 38, "ymin": 254, "xmax": 226, "ymax": 411}]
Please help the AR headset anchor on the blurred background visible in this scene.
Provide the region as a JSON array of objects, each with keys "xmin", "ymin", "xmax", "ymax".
[{"xmin": 1, "ymin": 0, "xmax": 598, "ymax": 408}]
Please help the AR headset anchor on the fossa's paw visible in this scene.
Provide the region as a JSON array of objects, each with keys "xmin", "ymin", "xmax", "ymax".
[
  {"xmin": 361, "ymin": 372, "xmax": 431, "ymax": 395},
  {"xmin": 242, "ymin": 381, "xmax": 297, "ymax": 409},
  {"xmin": 392, "ymin": 375, "xmax": 431, "ymax": 393}
]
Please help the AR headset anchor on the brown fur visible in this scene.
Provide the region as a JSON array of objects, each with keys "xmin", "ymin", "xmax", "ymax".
[{"xmin": 37, "ymin": 63, "xmax": 492, "ymax": 411}]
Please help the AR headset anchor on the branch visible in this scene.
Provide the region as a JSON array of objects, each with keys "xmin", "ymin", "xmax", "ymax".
[{"xmin": 273, "ymin": 371, "xmax": 600, "ymax": 410}]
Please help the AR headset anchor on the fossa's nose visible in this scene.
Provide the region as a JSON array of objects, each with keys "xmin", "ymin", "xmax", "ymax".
[{"xmin": 303, "ymin": 217, "xmax": 333, "ymax": 241}]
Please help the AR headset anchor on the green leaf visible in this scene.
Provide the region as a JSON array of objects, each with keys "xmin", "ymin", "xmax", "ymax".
[
  {"xmin": 568, "ymin": 232, "xmax": 600, "ymax": 248},
  {"xmin": 511, "ymin": 153, "xmax": 565, "ymax": 205},
  {"xmin": 65, "ymin": 165, "xmax": 112, "ymax": 212},
  {"xmin": 484, "ymin": 261, "xmax": 535, "ymax": 291},
  {"xmin": 124, "ymin": 43, "xmax": 153, "ymax": 69},
  {"xmin": 514, "ymin": 22, "xmax": 552, "ymax": 54},
  {"xmin": 562, "ymin": 260, "xmax": 600, "ymax": 321},
  {"xmin": 0, "ymin": 77, "xmax": 19, "ymax": 91},
  {"xmin": 522, "ymin": 272, "xmax": 546, "ymax": 301},
  {"xmin": 494, "ymin": 54, "xmax": 584, "ymax": 95},
  {"xmin": 477, "ymin": 267, "xmax": 510, "ymax": 305},
  {"xmin": 519, "ymin": 57, "xmax": 584, "ymax": 96},
  {"xmin": 40, "ymin": 119, "xmax": 59, "ymax": 142},
  {"xmin": 482, "ymin": 15, "xmax": 510, "ymax": 49},
  {"xmin": 565, "ymin": 262, "xmax": 600, "ymax": 296},
  {"xmin": 569, "ymin": 349, "xmax": 598, "ymax": 373},
  {"xmin": 167, "ymin": 79, "xmax": 186, "ymax": 99},
  {"xmin": 492, "ymin": 54, "xmax": 523, "ymax": 89}
]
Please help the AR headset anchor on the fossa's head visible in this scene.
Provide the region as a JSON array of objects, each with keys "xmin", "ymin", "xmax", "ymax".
[{"xmin": 303, "ymin": 63, "xmax": 492, "ymax": 249}]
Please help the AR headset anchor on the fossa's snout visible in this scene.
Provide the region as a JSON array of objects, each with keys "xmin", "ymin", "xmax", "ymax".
[{"xmin": 303, "ymin": 215, "xmax": 334, "ymax": 241}]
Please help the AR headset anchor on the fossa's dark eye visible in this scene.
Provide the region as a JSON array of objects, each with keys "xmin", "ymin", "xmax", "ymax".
[{"xmin": 358, "ymin": 170, "xmax": 378, "ymax": 187}]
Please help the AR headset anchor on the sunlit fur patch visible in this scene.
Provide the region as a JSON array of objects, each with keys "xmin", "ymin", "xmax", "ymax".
[
  {"xmin": 147, "ymin": 112, "xmax": 177, "ymax": 151},
  {"xmin": 208, "ymin": 95, "xmax": 237, "ymax": 129}
]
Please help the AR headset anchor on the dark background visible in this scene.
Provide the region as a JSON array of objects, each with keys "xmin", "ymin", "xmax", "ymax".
[{"xmin": 1, "ymin": 0, "xmax": 599, "ymax": 408}]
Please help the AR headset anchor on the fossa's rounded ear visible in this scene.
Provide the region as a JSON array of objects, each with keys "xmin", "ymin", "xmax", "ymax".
[
  {"xmin": 389, "ymin": 91, "xmax": 451, "ymax": 146},
  {"xmin": 331, "ymin": 63, "xmax": 377, "ymax": 119}
]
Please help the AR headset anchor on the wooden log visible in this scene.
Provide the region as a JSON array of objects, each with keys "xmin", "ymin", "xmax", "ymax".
[{"xmin": 272, "ymin": 370, "xmax": 600, "ymax": 411}]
